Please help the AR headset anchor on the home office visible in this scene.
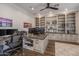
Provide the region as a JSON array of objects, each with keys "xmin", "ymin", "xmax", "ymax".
[{"xmin": 0, "ymin": 3, "xmax": 79, "ymax": 56}]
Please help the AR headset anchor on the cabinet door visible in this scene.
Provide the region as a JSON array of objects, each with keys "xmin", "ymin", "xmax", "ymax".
[{"xmin": 34, "ymin": 40, "xmax": 42, "ymax": 52}]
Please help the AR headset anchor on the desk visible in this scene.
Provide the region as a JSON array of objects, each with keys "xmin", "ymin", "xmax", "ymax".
[{"xmin": 23, "ymin": 34, "xmax": 48, "ymax": 54}]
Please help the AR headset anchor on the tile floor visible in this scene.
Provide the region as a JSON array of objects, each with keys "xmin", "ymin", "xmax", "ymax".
[{"xmin": 55, "ymin": 42, "xmax": 79, "ymax": 56}]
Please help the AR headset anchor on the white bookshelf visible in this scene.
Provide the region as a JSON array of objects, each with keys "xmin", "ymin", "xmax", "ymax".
[
  {"xmin": 35, "ymin": 17, "xmax": 45, "ymax": 28},
  {"xmin": 58, "ymin": 14, "xmax": 65, "ymax": 33},
  {"xmin": 46, "ymin": 16, "xmax": 57, "ymax": 33},
  {"xmin": 35, "ymin": 12, "xmax": 76, "ymax": 34},
  {"xmin": 66, "ymin": 13, "xmax": 75, "ymax": 34},
  {"xmin": 35, "ymin": 17, "xmax": 39, "ymax": 27}
]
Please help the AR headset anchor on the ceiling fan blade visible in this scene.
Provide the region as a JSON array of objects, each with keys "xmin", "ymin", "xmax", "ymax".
[
  {"xmin": 40, "ymin": 7, "xmax": 47, "ymax": 11},
  {"xmin": 49, "ymin": 7, "xmax": 58, "ymax": 10}
]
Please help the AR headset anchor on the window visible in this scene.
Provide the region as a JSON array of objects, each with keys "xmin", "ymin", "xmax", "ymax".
[{"xmin": 0, "ymin": 17, "xmax": 12, "ymax": 27}]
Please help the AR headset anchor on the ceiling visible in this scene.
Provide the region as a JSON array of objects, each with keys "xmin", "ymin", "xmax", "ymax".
[{"xmin": 14, "ymin": 3, "xmax": 79, "ymax": 17}]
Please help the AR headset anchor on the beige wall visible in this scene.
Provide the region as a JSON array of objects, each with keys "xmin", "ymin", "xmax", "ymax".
[
  {"xmin": 76, "ymin": 11, "xmax": 79, "ymax": 34},
  {"xmin": 0, "ymin": 4, "xmax": 35, "ymax": 31}
]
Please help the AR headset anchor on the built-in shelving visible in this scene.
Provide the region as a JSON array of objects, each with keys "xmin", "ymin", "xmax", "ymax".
[
  {"xmin": 40, "ymin": 17, "xmax": 45, "ymax": 27},
  {"xmin": 35, "ymin": 17, "xmax": 39, "ymax": 27},
  {"xmin": 66, "ymin": 13, "xmax": 76, "ymax": 34},
  {"xmin": 35, "ymin": 12, "xmax": 76, "ymax": 34},
  {"xmin": 58, "ymin": 14, "xmax": 65, "ymax": 33},
  {"xmin": 46, "ymin": 16, "xmax": 57, "ymax": 33},
  {"xmin": 35, "ymin": 17, "xmax": 45, "ymax": 28}
]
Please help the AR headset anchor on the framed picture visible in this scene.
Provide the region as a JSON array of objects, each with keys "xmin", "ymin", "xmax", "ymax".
[{"xmin": 24, "ymin": 22, "xmax": 32, "ymax": 28}]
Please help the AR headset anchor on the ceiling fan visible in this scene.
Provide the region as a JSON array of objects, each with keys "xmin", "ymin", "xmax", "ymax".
[{"xmin": 40, "ymin": 3, "xmax": 59, "ymax": 11}]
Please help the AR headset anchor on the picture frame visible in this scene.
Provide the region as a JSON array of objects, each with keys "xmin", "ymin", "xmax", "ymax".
[{"xmin": 24, "ymin": 22, "xmax": 32, "ymax": 28}]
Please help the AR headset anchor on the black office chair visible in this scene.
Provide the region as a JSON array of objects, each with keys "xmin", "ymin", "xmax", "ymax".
[
  {"xmin": 3, "ymin": 31, "xmax": 24, "ymax": 56},
  {"xmin": 3, "ymin": 35, "xmax": 21, "ymax": 56}
]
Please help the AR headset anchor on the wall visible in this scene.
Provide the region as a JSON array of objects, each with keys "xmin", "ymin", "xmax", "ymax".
[
  {"xmin": 0, "ymin": 4, "xmax": 35, "ymax": 31},
  {"xmin": 75, "ymin": 11, "xmax": 79, "ymax": 42},
  {"xmin": 76, "ymin": 11, "xmax": 79, "ymax": 34}
]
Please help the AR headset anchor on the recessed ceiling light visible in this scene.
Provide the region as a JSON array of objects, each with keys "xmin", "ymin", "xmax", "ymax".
[
  {"xmin": 32, "ymin": 7, "xmax": 34, "ymax": 10},
  {"xmin": 63, "ymin": 8, "xmax": 68, "ymax": 14},
  {"xmin": 48, "ymin": 11, "xmax": 54, "ymax": 17},
  {"xmin": 38, "ymin": 14, "xmax": 42, "ymax": 18},
  {"xmin": 65, "ymin": 8, "xmax": 68, "ymax": 11}
]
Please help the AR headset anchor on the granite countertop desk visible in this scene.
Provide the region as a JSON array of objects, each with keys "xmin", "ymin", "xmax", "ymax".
[{"xmin": 24, "ymin": 34, "xmax": 48, "ymax": 40}]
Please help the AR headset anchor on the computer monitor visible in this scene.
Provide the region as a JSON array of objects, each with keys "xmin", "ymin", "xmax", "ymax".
[
  {"xmin": 0, "ymin": 29, "xmax": 18, "ymax": 36},
  {"xmin": 28, "ymin": 27, "xmax": 45, "ymax": 35}
]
